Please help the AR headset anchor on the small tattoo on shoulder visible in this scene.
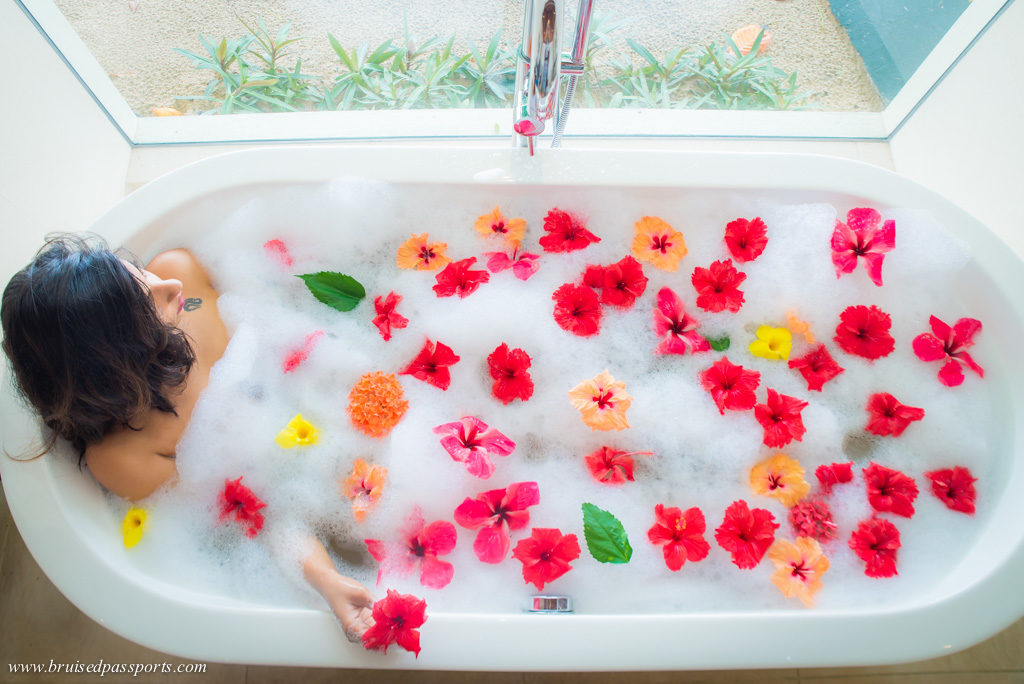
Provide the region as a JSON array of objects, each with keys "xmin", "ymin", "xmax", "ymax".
[{"xmin": 184, "ymin": 298, "xmax": 203, "ymax": 312}]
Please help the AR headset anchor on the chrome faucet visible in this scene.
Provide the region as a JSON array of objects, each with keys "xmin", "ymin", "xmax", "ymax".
[{"xmin": 514, "ymin": 0, "xmax": 595, "ymax": 153}]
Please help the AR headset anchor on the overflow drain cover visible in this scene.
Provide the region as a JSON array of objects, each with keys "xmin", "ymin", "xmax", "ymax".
[{"xmin": 529, "ymin": 596, "xmax": 573, "ymax": 612}]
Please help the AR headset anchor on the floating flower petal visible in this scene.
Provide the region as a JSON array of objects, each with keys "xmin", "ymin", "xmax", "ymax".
[
  {"xmin": 815, "ymin": 462, "xmax": 853, "ymax": 496},
  {"xmin": 789, "ymin": 497, "xmax": 838, "ymax": 542},
  {"xmin": 263, "ymin": 238, "xmax": 294, "ymax": 269},
  {"xmin": 863, "ymin": 462, "xmax": 918, "ymax": 518},
  {"xmin": 474, "ymin": 206, "xmax": 526, "ymax": 247},
  {"xmin": 925, "ymin": 466, "xmax": 977, "ymax": 515},
  {"xmin": 912, "ymin": 315, "xmax": 984, "ymax": 387},
  {"xmin": 786, "ymin": 310, "xmax": 815, "ymax": 343},
  {"xmin": 487, "ymin": 343, "xmax": 534, "ymax": 404},
  {"xmin": 830, "ymin": 208, "xmax": 895, "ymax": 287},
  {"xmin": 750, "ymin": 453, "xmax": 810, "ymax": 507},
  {"xmin": 342, "ymin": 459, "xmax": 388, "ymax": 522},
  {"xmin": 584, "ymin": 446, "xmax": 652, "ymax": 485},
  {"xmin": 539, "ymin": 208, "xmax": 600, "ymax": 253},
  {"xmin": 699, "ymin": 356, "xmax": 761, "ymax": 414},
  {"xmin": 653, "ymin": 287, "xmax": 711, "ymax": 355},
  {"xmin": 283, "ymin": 330, "xmax": 325, "ymax": 373},
  {"xmin": 348, "ymin": 372, "xmax": 409, "ymax": 438},
  {"xmin": 714, "ymin": 500, "xmax": 779, "ymax": 569},
  {"xmin": 361, "ymin": 589, "xmax": 427, "ymax": 657},
  {"xmin": 552, "ymin": 283, "xmax": 602, "ymax": 337},
  {"xmin": 768, "ymin": 537, "xmax": 829, "ymax": 607},
  {"xmin": 724, "ymin": 217, "xmax": 768, "ymax": 262},
  {"xmin": 218, "ymin": 477, "xmax": 266, "ymax": 538},
  {"xmin": 400, "ymin": 339, "xmax": 460, "ymax": 391},
  {"xmin": 365, "ymin": 507, "xmax": 457, "ymax": 589},
  {"xmin": 754, "ymin": 389, "xmax": 808, "ymax": 448},
  {"xmin": 692, "ymin": 259, "xmax": 746, "ymax": 313},
  {"xmin": 848, "ymin": 517, "xmax": 901, "ymax": 578},
  {"xmin": 631, "ymin": 216, "xmax": 688, "ymax": 271},
  {"xmin": 568, "ymin": 370, "xmax": 632, "ymax": 431},
  {"xmin": 512, "ymin": 528, "xmax": 581, "ymax": 590},
  {"xmin": 749, "ymin": 325, "xmax": 792, "ymax": 361},
  {"xmin": 122, "ymin": 507, "xmax": 147, "ymax": 548},
  {"xmin": 454, "ymin": 481, "xmax": 540, "ymax": 563},
  {"xmin": 648, "ymin": 504, "xmax": 711, "ymax": 571},
  {"xmin": 834, "ymin": 305, "xmax": 895, "ymax": 360},
  {"xmin": 788, "ymin": 344, "xmax": 844, "ymax": 392},
  {"xmin": 484, "ymin": 248, "xmax": 541, "ymax": 281},
  {"xmin": 396, "ymin": 233, "xmax": 450, "ymax": 271},
  {"xmin": 865, "ymin": 392, "xmax": 925, "ymax": 437},
  {"xmin": 597, "ymin": 256, "xmax": 649, "ymax": 309},
  {"xmin": 275, "ymin": 413, "xmax": 320, "ymax": 449},
  {"xmin": 434, "ymin": 416, "xmax": 516, "ymax": 480},
  {"xmin": 373, "ymin": 293, "xmax": 409, "ymax": 342},
  {"xmin": 433, "ymin": 257, "xmax": 490, "ymax": 298}
]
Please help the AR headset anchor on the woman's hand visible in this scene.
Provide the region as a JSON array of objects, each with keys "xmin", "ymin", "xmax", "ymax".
[{"xmin": 324, "ymin": 575, "xmax": 375, "ymax": 643}]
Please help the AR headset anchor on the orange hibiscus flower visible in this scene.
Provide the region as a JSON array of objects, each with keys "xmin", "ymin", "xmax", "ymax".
[
  {"xmin": 396, "ymin": 233, "xmax": 451, "ymax": 271},
  {"xmin": 474, "ymin": 207, "xmax": 526, "ymax": 248},
  {"xmin": 750, "ymin": 453, "xmax": 810, "ymax": 507},
  {"xmin": 631, "ymin": 216, "xmax": 688, "ymax": 272},
  {"xmin": 341, "ymin": 458, "xmax": 388, "ymax": 522},
  {"xmin": 569, "ymin": 370, "xmax": 632, "ymax": 431},
  {"xmin": 767, "ymin": 537, "xmax": 830, "ymax": 607}
]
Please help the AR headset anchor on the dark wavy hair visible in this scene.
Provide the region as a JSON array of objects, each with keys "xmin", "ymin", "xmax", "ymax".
[{"xmin": 1, "ymin": 234, "xmax": 196, "ymax": 462}]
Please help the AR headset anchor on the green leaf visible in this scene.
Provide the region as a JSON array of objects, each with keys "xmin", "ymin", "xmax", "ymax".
[
  {"xmin": 582, "ymin": 503, "xmax": 632, "ymax": 564},
  {"xmin": 705, "ymin": 334, "xmax": 731, "ymax": 352},
  {"xmin": 296, "ymin": 271, "xmax": 365, "ymax": 312}
]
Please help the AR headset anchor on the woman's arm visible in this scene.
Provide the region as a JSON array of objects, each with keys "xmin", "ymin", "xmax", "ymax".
[{"xmin": 302, "ymin": 537, "xmax": 376, "ymax": 643}]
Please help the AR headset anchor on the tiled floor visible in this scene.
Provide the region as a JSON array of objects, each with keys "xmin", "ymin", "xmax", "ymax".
[{"xmin": 1, "ymin": 482, "xmax": 1022, "ymax": 683}]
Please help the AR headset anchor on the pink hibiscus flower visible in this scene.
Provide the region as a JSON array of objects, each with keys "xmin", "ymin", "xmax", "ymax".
[
  {"xmin": 364, "ymin": 507, "xmax": 457, "ymax": 589},
  {"xmin": 699, "ymin": 356, "xmax": 761, "ymax": 414},
  {"xmin": 653, "ymin": 287, "xmax": 711, "ymax": 355},
  {"xmin": 484, "ymin": 248, "xmax": 541, "ymax": 281},
  {"xmin": 400, "ymin": 339, "xmax": 460, "ymax": 390},
  {"xmin": 912, "ymin": 316, "xmax": 984, "ymax": 387},
  {"xmin": 454, "ymin": 481, "xmax": 540, "ymax": 563},
  {"xmin": 512, "ymin": 528, "xmax": 581, "ymax": 590},
  {"xmin": 830, "ymin": 207, "xmax": 895, "ymax": 287},
  {"xmin": 865, "ymin": 392, "xmax": 925, "ymax": 437},
  {"xmin": 433, "ymin": 416, "xmax": 516, "ymax": 479},
  {"xmin": 433, "ymin": 257, "xmax": 490, "ymax": 298},
  {"xmin": 648, "ymin": 504, "xmax": 710, "ymax": 571}
]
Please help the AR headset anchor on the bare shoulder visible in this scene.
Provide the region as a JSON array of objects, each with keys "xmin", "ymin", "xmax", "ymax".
[
  {"xmin": 84, "ymin": 428, "xmax": 177, "ymax": 502},
  {"xmin": 146, "ymin": 249, "xmax": 214, "ymax": 289}
]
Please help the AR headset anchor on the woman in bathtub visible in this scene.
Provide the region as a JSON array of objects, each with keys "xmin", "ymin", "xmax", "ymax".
[{"xmin": 1, "ymin": 235, "xmax": 375, "ymax": 644}]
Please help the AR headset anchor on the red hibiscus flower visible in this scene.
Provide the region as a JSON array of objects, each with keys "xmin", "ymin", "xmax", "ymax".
[
  {"xmin": 263, "ymin": 238, "xmax": 294, "ymax": 269},
  {"xmin": 582, "ymin": 264, "xmax": 605, "ymax": 289},
  {"xmin": 724, "ymin": 217, "xmax": 768, "ymax": 263},
  {"xmin": 400, "ymin": 339, "xmax": 460, "ymax": 390},
  {"xmin": 364, "ymin": 507, "xmax": 457, "ymax": 589},
  {"xmin": 361, "ymin": 589, "xmax": 427, "ymax": 657},
  {"xmin": 218, "ymin": 477, "xmax": 267, "ymax": 538},
  {"xmin": 583, "ymin": 446, "xmax": 652, "ymax": 485},
  {"xmin": 863, "ymin": 462, "xmax": 919, "ymax": 518},
  {"xmin": 815, "ymin": 462, "xmax": 853, "ymax": 496},
  {"xmin": 373, "ymin": 292, "xmax": 409, "ymax": 342},
  {"xmin": 512, "ymin": 528, "xmax": 581, "ymax": 590},
  {"xmin": 830, "ymin": 208, "xmax": 895, "ymax": 287},
  {"xmin": 432, "ymin": 257, "xmax": 490, "ymax": 298},
  {"xmin": 453, "ymin": 481, "xmax": 540, "ymax": 563},
  {"xmin": 648, "ymin": 504, "xmax": 710, "ymax": 571},
  {"xmin": 754, "ymin": 389, "xmax": 808, "ymax": 448},
  {"xmin": 789, "ymin": 497, "xmax": 838, "ymax": 542},
  {"xmin": 552, "ymin": 283, "xmax": 602, "ymax": 337},
  {"xmin": 912, "ymin": 316, "xmax": 984, "ymax": 387},
  {"xmin": 834, "ymin": 305, "xmax": 895, "ymax": 360},
  {"xmin": 653, "ymin": 287, "xmax": 711, "ymax": 355},
  {"xmin": 595, "ymin": 256, "xmax": 648, "ymax": 309},
  {"xmin": 865, "ymin": 392, "xmax": 925, "ymax": 437},
  {"xmin": 925, "ymin": 466, "xmax": 977, "ymax": 515},
  {"xmin": 848, "ymin": 517, "xmax": 901, "ymax": 578},
  {"xmin": 539, "ymin": 208, "xmax": 601, "ymax": 253},
  {"xmin": 699, "ymin": 356, "xmax": 761, "ymax": 414},
  {"xmin": 282, "ymin": 330, "xmax": 324, "ymax": 373},
  {"xmin": 691, "ymin": 259, "xmax": 746, "ymax": 313},
  {"xmin": 713, "ymin": 500, "xmax": 779, "ymax": 570},
  {"xmin": 433, "ymin": 416, "xmax": 515, "ymax": 480},
  {"xmin": 487, "ymin": 343, "xmax": 534, "ymax": 404},
  {"xmin": 484, "ymin": 248, "xmax": 541, "ymax": 281},
  {"xmin": 788, "ymin": 344, "xmax": 844, "ymax": 391}
]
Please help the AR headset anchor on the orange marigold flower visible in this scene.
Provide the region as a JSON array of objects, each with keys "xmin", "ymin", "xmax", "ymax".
[
  {"xmin": 347, "ymin": 372, "xmax": 409, "ymax": 438},
  {"xmin": 342, "ymin": 458, "xmax": 387, "ymax": 522},
  {"xmin": 631, "ymin": 216, "xmax": 688, "ymax": 272},
  {"xmin": 786, "ymin": 310, "xmax": 815, "ymax": 343},
  {"xmin": 750, "ymin": 453, "xmax": 810, "ymax": 507},
  {"xmin": 396, "ymin": 233, "xmax": 451, "ymax": 271},
  {"xmin": 767, "ymin": 536, "xmax": 830, "ymax": 607},
  {"xmin": 568, "ymin": 370, "xmax": 632, "ymax": 431},
  {"xmin": 475, "ymin": 207, "xmax": 526, "ymax": 248}
]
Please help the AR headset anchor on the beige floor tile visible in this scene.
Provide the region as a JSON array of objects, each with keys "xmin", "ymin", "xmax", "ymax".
[
  {"xmin": 800, "ymin": 674, "xmax": 1024, "ymax": 683},
  {"xmin": 246, "ymin": 669, "xmax": 524, "ymax": 684},
  {"xmin": 0, "ymin": 482, "xmax": 12, "ymax": 577},
  {"xmin": 525, "ymin": 672, "xmax": 799, "ymax": 683},
  {"xmin": 0, "ymin": 524, "xmax": 245, "ymax": 684}
]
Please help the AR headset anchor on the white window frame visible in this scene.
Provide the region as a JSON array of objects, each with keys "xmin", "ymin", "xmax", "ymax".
[{"xmin": 17, "ymin": 0, "xmax": 1013, "ymax": 146}]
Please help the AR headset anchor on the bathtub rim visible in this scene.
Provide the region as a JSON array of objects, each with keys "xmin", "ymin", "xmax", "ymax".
[{"xmin": 2, "ymin": 146, "xmax": 1023, "ymax": 670}]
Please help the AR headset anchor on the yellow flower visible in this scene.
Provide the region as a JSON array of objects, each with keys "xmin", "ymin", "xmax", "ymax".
[
  {"xmin": 568, "ymin": 370, "xmax": 632, "ymax": 431},
  {"xmin": 122, "ymin": 507, "xmax": 147, "ymax": 548},
  {"xmin": 275, "ymin": 414, "xmax": 319, "ymax": 449},
  {"xmin": 749, "ymin": 325, "xmax": 792, "ymax": 361},
  {"xmin": 631, "ymin": 216, "xmax": 688, "ymax": 272},
  {"xmin": 396, "ymin": 233, "xmax": 451, "ymax": 271},
  {"xmin": 750, "ymin": 453, "xmax": 810, "ymax": 507},
  {"xmin": 786, "ymin": 310, "xmax": 815, "ymax": 344},
  {"xmin": 341, "ymin": 458, "xmax": 388, "ymax": 522},
  {"xmin": 768, "ymin": 537, "xmax": 830, "ymax": 607},
  {"xmin": 474, "ymin": 206, "xmax": 526, "ymax": 248}
]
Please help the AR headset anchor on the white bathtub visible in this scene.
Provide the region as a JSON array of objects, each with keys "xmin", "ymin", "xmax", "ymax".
[{"xmin": 2, "ymin": 147, "xmax": 1023, "ymax": 670}]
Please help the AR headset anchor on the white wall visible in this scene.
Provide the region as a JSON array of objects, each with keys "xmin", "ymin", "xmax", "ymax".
[
  {"xmin": 890, "ymin": 0, "xmax": 1024, "ymax": 248},
  {"xmin": 0, "ymin": 2, "xmax": 131, "ymax": 284}
]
